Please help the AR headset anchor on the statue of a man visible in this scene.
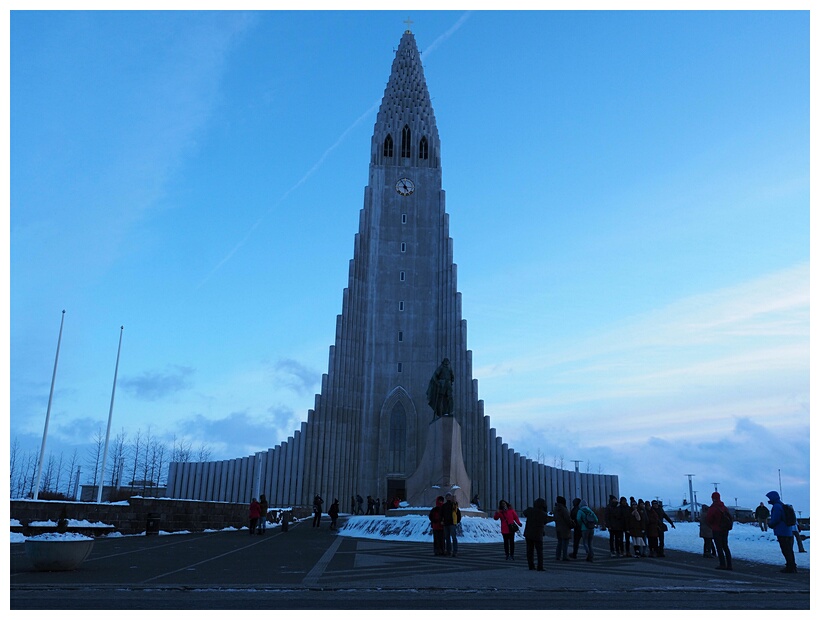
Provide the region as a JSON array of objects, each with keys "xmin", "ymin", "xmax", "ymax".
[{"xmin": 427, "ymin": 358, "xmax": 454, "ymax": 418}]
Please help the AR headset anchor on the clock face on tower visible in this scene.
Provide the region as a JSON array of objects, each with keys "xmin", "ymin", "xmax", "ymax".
[{"xmin": 395, "ymin": 178, "xmax": 415, "ymax": 196}]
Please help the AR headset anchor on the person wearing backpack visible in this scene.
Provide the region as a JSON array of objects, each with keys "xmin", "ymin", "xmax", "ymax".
[
  {"xmin": 576, "ymin": 499, "xmax": 599, "ymax": 562},
  {"xmin": 766, "ymin": 490, "xmax": 797, "ymax": 573},
  {"xmin": 706, "ymin": 491, "xmax": 733, "ymax": 570}
]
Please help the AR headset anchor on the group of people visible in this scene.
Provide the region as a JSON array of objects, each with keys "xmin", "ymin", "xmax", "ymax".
[
  {"xmin": 247, "ymin": 487, "xmax": 804, "ymax": 577},
  {"xmin": 600, "ymin": 495, "xmax": 676, "ymax": 560},
  {"xmin": 350, "ymin": 494, "xmax": 400, "ymax": 515},
  {"xmin": 247, "ymin": 494, "xmax": 269, "ymax": 535},
  {"xmin": 427, "ymin": 493, "xmax": 462, "ymax": 557}
]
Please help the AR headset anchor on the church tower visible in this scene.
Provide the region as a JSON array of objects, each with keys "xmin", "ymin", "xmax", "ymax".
[
  {"xmin": 167, "ymin": 29, "xmax": 619, "ymax": 513},
  {"xmin": 297, "ymin": 27, "xmax": 485, "ymax": 504}
]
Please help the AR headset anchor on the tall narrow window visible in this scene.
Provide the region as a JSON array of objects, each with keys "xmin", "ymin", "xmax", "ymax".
[
  {"xmin": 402, "ymin": 213, "xmax": 407, "ymax": 224},
  {"xmin": 401, "ymin": 125, "xmax": 411, "ymax": 158},
  {"xmin": 383, "ymin": 134, "xmax": 393, "ymax": 158},
  {"xmin": 400, "ymin": 271, "xmax": 405, "ymax": 281},
  {"xmin": 399, "ymin": 301, "xmax": 405, "ymax": 311},
  {"xmin": 388, "ymin": 402, "xmax": 406, "ymax": 471},
  {"xmin": 397, "ymin": 362, "xmax": 403, "ymax": 373},
  {"xmin": 401, "ymin": 242, "xmax": 406, "ymax": 253},
  {"xmin": 419, "ymin": 136, "xmax": 428, "ymax": 160},
  {"xmin": 398, "ymin": 331, "xmax": 403, "ymax": 342}
]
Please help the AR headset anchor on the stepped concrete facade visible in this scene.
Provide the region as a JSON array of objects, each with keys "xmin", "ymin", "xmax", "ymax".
[{"xmin": 167, "ymin": 29, "xmax": 619, "ymax": 512}]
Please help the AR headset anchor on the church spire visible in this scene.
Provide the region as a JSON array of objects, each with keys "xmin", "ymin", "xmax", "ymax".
[{"xmin": 371, "ymin": 30, "xmax": 440, "ymax": 168}]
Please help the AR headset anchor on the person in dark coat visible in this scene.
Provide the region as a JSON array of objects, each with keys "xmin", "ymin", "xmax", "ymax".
[
  {"xmin": 552, "ymin": 496, "xmax": 573, "ymax": 561},
  {"xmin": 755, "ymin": 502, "xmax": 770, "ymax": 531},
  {"xmin": 568, "ymin": 498, "xmax": 583, "ymax": 559},
  {"xmin": 328, "ymin": 498, "xmax": 340, "ymax": 530},
  {"xmin": 655, "ymin": 501, "xmax": 675, "ymax": 555},
  {"xmin": 257, "ymin": 494, "xmax": 269, "ymax": 534},
  {"xmin": 766, "ymin": 491, "xmax": 797, "ymax": 573},
  {"xmin": 428, "ymin": 496, "xmax": 445, "ymax": 556},
  {"xmin": 645, "ymin": 501, "xmax": 661, "ymax": 557},
  {"xmin": 523, "ymin": 497, "xmax": 550, "ymax": 571},
  {"xmin": 617, "ymin": 496, "xmax": 632, "ymax": 556},
  {"xmin": 706, "ymin": 491, "xmax": 733, "ymax": 570},
  {"xmin": 628, "ymin": 499, "xmax": 644, "ymax": 557},
  {"xmin": 313, "ymin": 494, "xmax": 324, "ymax": 527},
  {"xmin": 604, "ymin": 495, "xmax": 625, "ymax": 557}
]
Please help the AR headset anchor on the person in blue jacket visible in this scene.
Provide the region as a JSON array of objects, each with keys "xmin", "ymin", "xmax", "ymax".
[{"xmin": 766, "ymin": 491, "xmax": 797, "ymax": 573}]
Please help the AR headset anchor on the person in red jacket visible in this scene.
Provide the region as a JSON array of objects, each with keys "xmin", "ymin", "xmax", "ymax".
[
  {"xmin": 494, "ymin": 499, "xmax": 523, "ymax": 561},
  {"xmin": 428, "ymin": 496, "xmax": 445, "ymax": 556},
  {"xmin": 706, "ymin": 491, "xmax": 733, "ymax": 570},
  {"xmin": 248, "ymin": 498, "xmax": 261, "ymax": 536}
]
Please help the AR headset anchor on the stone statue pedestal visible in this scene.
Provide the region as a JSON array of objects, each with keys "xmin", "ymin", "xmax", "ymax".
[{"xmin": 405, "ymin": 415, "xmax": 471, "ymax": 508}]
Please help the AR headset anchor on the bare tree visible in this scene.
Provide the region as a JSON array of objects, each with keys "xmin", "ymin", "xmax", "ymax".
[
  {"xmin": 86, "ymin": 426, "xmax": 105, "ymax": 487},
  {"xmin": 40, "ymin": 453, "xmax": 56, "ymax": 494},
  {"xmin": 171, "ymin": 434, "xmax": 193, "ymax": 463},
  {"xmin": 107, "ymin": 429, "xmax": 128, "ymax": 487},
  {"xmin": 197, "ymin": 444, "xmax": 212, "ymax": 463},
  {"xmin": 129, "ymin": 428, "xmax": 143, "ymax": 487},
  {"xmin": 64, "ymin": 449, "xmax": 80, "ymax": 499}
]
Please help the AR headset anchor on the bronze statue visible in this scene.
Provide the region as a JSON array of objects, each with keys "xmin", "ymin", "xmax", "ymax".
[{"xmin": 427, "ymin": 358, "xmax": 454, "ymax": 418}]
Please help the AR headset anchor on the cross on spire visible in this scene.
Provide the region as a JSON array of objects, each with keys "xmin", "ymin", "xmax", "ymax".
[{"xmin": 403, "ymin": 16, "xmax": 413, "ymax": 33}]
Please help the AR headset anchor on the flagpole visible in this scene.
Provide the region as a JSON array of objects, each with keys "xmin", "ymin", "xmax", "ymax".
[
  {"xmin": 33, "ymin": 310, "xmax": 66, "ymax": 501},
  {"xmin": 97, "ymin": 326, "xmax": 123, "ymax": 503}
]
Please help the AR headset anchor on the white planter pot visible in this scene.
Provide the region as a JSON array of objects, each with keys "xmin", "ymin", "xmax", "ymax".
[{"xmin": 25, "ymin": 538, "xmax": 95, "ymax": 571}]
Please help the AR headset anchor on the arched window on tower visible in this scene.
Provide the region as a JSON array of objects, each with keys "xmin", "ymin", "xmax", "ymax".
[
  {"xmin": 388, "ymin": 402, "xmax": 406, "ymax": 472},
  {"xmin": 383, "ymin": 134, "xmax": 394, "ymax": 158},
  {"xmin": 401, "ymin": 125, "xmax": 411, "ymax": 158},
  {"xmin": 419, "ymin": 136, "xmax": 428, "ymax": 160}
]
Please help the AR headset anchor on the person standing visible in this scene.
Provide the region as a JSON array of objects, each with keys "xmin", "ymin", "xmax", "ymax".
[
  {"xmin": 313, "ymin": 494, "xmax": 324, "ymax": 527},
  {"xmin": 248, "ymin": 497, "xmax": 261, "ymax": 536},
  {"xmin": 441, "ymin": 493, "xmax": 461, "ymax": 557},
  {"xmin": 617, "ymin": 496, "xmax": 632, "ymax": 557},
  {"xmin": 706, "ymin": 491, "xmax": 733, "ymax": 570},
  {"xmin": 645, "ymin": 501, "xmax": 661, "ymax": 557},
  {"xmin": 655, "ymin": 501, "xmax": 675, "ymax": 556},
  {"xmin": 428, "ymin": 496, "xmax": 445, "ymax": 556},
  {"xmin": 604, "ymin": 495, "xmax": 625, "ymax": 558},
  {"xmin": 755, "ymin": 502, "xmax": 770, "ymax": 531},
  {"xmin": 576, "ymin": 499, "xmax": 599, "ymax": 562},
  {"xmin": 356, "ymin": 494, "xmax": 364, "ymax": 515},
  {"xmin": 552, "ymin": 496, "xmax": 573, "ymax": 561},
  {"xmin": 257, "ymin": 494, "xmax": 269, "ymax": 534},
  {"xmin": 328, "ymin": 498, "xmax": 340, "ymax": 530},
  {"xmin": 568, "ymin": 498, "xmax": 583, "ymax": 559},
  {"xmin": 699, "ymin": 504, "xmax": 717, "ymax": 558},
  {"xmin": 523, "ymin": 497, "xmax": 549, "ymax": 571},
  {"xmin": 628, "ymin": 499, "xmax": 644, "ymax": 558},
  {"xmin": 493, "ymin": 500, "xmax": 522, "ymax": 561},
  {"xmin": 766, "ymin": 491, "xmax": 797, "ymax": 573}
]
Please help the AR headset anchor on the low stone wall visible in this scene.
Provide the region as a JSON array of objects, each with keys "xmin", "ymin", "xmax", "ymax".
[{"xmin": 10, "ymin": 498, "xmax": 313, "ymax": 536}]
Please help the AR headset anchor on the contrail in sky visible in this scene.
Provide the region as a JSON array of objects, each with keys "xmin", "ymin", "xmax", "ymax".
[{"xmin": 198, "ymin": 12, "xmax": 472, "ymax": 289}]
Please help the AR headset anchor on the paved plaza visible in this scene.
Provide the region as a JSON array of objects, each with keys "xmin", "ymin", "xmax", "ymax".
[{"xmin": 10, "ymin": 518, "xmax": 810, "ymax": 610}]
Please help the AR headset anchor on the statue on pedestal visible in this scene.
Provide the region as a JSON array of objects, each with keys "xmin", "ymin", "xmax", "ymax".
[{"xmin": 427, "ymin": 358, "xmax": 454, "ymax": 419}]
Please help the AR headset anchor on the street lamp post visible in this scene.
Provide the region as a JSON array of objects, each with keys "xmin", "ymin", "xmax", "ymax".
[{"xmin": 685, "ymin": 474, "xmax": 696, "ymax": 521}]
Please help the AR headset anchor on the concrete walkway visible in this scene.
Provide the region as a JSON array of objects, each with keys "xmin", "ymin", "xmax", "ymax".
[{"xmin": 10, "ymin": 518, "xmax": 810, "ymax": 609}]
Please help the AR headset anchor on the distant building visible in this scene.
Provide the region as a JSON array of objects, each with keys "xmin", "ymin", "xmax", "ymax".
[{"xmin": 167, "ymin": 28, "xmax": 619, "ymax": 510}]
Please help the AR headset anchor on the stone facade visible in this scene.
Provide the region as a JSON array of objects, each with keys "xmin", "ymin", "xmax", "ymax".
[{"xmin": 166, "ymin": 29, "xmax": 619, "ymax": 513}]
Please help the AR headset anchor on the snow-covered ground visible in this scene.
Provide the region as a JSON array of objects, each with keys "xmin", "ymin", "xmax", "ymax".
[{"xmin": 10, "ymin": 515, "xmax": 809, "ymax": 570}]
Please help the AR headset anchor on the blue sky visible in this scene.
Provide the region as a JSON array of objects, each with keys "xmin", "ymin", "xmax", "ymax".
[{"xmin": 6, "ymin": 8, "xmax": 812, "ymax": 513}]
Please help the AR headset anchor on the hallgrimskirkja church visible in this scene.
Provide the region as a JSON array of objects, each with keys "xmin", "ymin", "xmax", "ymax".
[{"xmin": 166, "ymin": 28, "xmax": 619, "ymax": 511}]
